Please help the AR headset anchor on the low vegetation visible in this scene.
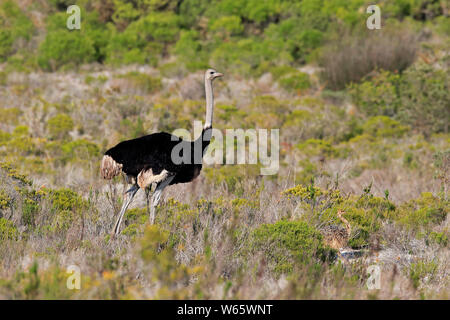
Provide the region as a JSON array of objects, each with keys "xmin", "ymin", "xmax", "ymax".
[{"xmin": 0, "ymin": 0, "xmax": 448, "ymax": 299}]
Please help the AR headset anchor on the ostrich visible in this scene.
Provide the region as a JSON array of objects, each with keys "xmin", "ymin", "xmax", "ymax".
[
  {"xmin": 101, "ymin": 68, "xmax": 223, "ymax": 235},
  {"xmin": 322, "ymin": 210, "xmax": 352, "ymax": 250}
]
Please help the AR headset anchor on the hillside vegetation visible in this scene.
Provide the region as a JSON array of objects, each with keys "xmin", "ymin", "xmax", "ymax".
[{"xmin": 0, "ymin": 0, "xmax": 449, "ymax": 299}]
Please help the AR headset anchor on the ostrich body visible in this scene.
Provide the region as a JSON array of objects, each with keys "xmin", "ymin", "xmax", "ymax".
[
  {"xmin": 101, "ymin": 69, "xmax": 223, "ymax": 234},
  {"xmin": 322, "ymin": 210, "xmax": 352, "ymax": 250}
]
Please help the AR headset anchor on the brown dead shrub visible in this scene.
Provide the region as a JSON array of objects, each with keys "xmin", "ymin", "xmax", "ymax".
[{"xmin": 320, "ymin": 28, "xmax": 418, "ymax": 90}]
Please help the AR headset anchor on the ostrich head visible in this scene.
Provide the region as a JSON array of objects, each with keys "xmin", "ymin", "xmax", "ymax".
[{"xmin": 205, "ymin": 68, "xmax": 224, "ymax": 81}]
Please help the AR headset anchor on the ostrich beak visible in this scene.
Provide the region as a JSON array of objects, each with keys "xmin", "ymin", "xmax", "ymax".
[{"xmin": 215, "ymin": 72, "xmax": 224, "ymax": 78}]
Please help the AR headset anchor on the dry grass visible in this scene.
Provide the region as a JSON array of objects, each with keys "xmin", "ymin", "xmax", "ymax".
[
  {"xmin": 320, "ymin": 27, "xmax": 418, "ymax": 90},
  {"xmin": 0, "ymin": 64, "xmax": 448, "ymax": 300}
]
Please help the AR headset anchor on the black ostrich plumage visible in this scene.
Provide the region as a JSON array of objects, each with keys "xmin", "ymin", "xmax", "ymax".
[{"xmin": 103, "ymin": 128, "xmax": 212, "ymax": 186}]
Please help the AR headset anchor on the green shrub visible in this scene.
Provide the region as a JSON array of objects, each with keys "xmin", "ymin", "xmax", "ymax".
[
  {"xmin": 47, "ymin": 188, "xmax": 88, "ymax": 232},
  {"xmin": 173, "ymin": 30, "xmax": 208, "ymax": 71},
  {"xmin": 0, "ymin": 190, "xmax": 13, "ymax": 209},
  {"xmin": 349, "ymin": 71, "xmax": 402, "ymax": 117},
  {"xmin": 396, "ymin": 64, "xmax": 449, "ymax": 137},
  {"xmin": 281, "ymin": 184, "xmax": 387, "ymax": 249},
  {"xmin": 325, "ymin": 194, "xmax": 395, "ymax": 248},
  {"xmin": 264, "ymin": 19, "xmax": 324, "ymax": 63},
  {"xmin": 279, "ymin": 72, "xmax": 310, "ymax": 91},
  {"xmin": 294, "ymin": 159, "xmax": 321, "ymax": 185},
  {"xmin": 0, "ymin": 1, "xmax": 33, "ymax": 62},
  {"xmin": 0, "ymin": 217, "xmax": 18, "ymax": 240},
  {"xmin": 0, "ymin": 71, "xmax": 7, "ymax": 85},
  {"xmin": 22, "ymin": 197, "xmax": 39, "ymax": 227},
  {"xmin": 107, "ymin": 12, "xmax": 179, "ymax": 65},
  {"xmin": 428, "ymin": 231, "xmax": 448, "ymax": 247},
  {"xmin": 209, "ymin": 15, "xmax": 244, "ymax": 39},
  {"xmin": 204, "ymin": 165, "xmax": 260, "ymax": 196},
  {"xmin": 38, "ymin": 30, "xmax": 96, "ymax": 71},
  {"xmin": 409, "ymin": 259, "xmax": 438, "ymax": 289},
  {"xmin": 211, "ymin": 38, "xmax": 280, "ymax": 75},
  {"xmin": 395, "ymin": 192, "xmax": 448, "ymax": 231},
  {"xmin": 250, "ymin": 220, "xmax": 335, "ymax": 275},
  {"xmin": 350, "ymin": 63, "xmax": 449, "ymax": 136},
  {"xmin": 0, "ymin": 107, "xmax": 22, "ymax": 125},
  {"xmin": 117, "ymin": 71, "xmax": 162, "ymax": 94},
  {"xmin": 363, "ymin": 116, "xmax": 409, "ymax": 138},
  {"xmin": 270, "ymin": 65, "xmax": 297, "ymax": 80},
  {"xmin": 37, "ymin": 11, "xmax": 110, "ymax": 70},
  {"xmin": 61, "ymin": 139, "xmax": 100, "ymax": 162},
  {"xmin": 241, "ymin": 0, "xmax": 280, "ymax": 23},
  {"xmin": 0, "ymin": 162, "xmax": 32, "ymax": 186},
  {"xmin": 432, "ymin": 150, "xmax": 449, "ymax": 195},
  {"xmin": 111, "ymin": 0, "xmax": 141, "ymax": 29},
  {"xmin": 125, "ymin": 208, "xmax": 148, "ymax": 225},
  {"xmin": 4, "ymin": 125, "xmax": 35, "ymax": 155},
  {"xmin": 47, "ymin": 114, "xmax": 74, "ymax": 140},
  {"xmin": 296, "ymin": 139, "xmax": 337, "ymax": 157},
  {"xmin": 49, "ymin": 188, "xmax": 83, "ymax": 212},
  {"xmin": 140, "ymin": 225, "xmax": 191, "ymax": 298},
  {"xmin": 342, "ymin": 207, "xmax": 377, "ymax": 248},
  {"xmin": 269, "ymin": 65, "xmax": 311, "ymax": 92},
  {"xmin": 282, "ymin": 184, "xmax": 343, "ymax": 213},
  {"xmin": 122, "ymin": 223, "xmax": 139, "ymax": 237},
  {"xmin": 384, "ymin": 0, "xmax": 445, "ymax": 20}
]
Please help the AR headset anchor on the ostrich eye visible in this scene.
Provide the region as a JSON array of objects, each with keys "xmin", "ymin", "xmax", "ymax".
[{"xmin": 210, "ymin": 71, "xmax": 214, "ymax": 74}]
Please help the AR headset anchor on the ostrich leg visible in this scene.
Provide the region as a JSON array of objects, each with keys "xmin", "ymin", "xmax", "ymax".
[
  {"xmin": 149, "ymin": 175, "xmax": 175, "ymax": 224},
  {"xmin": 145, "ymin": 186, "xmax": 151, "ymax": 217},
  {"xmin": 112, "ymin": 184, "xmax": 139, "ymax": 235}
]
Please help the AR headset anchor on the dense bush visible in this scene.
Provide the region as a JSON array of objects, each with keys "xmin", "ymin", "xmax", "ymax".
[
  {"xmin": 38, "ymin": 11, "xmax": 110, "ymax": 70},
  {"xmin": 250, "ymin": 220, "xmax": 335, "ymax": 275},
  {"xmin": 350, "ymin": 62, "xmax": 449, "ymax": 136},
  {"xmin": 47, "ymin": 114, "xmax": 74, "ymax": 140},
  {"xmin": 116, "ymin": 71, "xmax": 162, "ymax": 94},
  {"xmin": 0, "ymin": 1, "xmax": 33, "ymax": 62},
  {"xmin": 395, "ymin": 192, "xmax": 448, "ymax": 231},
  {"xmin": 106, "ymin": 12, "xmax": 179, "ymax": 65},
  {"xmin": 46, "ymin": 188, "xmax": 89, "ymax": 233},
  {"xmin": 0, "ymin": 217, "xmax": 18, "ymax": 240},
  {"xmin": 0, "ymin": 0, "xmax": 447, "ymax": 73}
]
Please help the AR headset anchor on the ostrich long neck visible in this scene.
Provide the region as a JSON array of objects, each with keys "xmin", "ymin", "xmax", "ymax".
[
  {"xmin": 192, "ymin": 78, "xmax": 214, "ymax": 159},
  {"xmin": 204, "ymin": 78, "xmax": 214, "ymax": 129},
  {"xmin": 338, "ymin": 211, "xmax": 351, "ymax": 238}
]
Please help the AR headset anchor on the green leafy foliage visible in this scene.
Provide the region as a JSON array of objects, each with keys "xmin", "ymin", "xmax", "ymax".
[
  {"xmin": 350, "ymin": 63, "xmax": 449, "ymax": 136},
  {"xmin": 38, "ymin": 11, "xmax": 110, "ymax": 70},
  {"xmin": 46, "ymin": 114, "xmax": 74, "ymax": 141},
  {"xmin": 0, "ymin": 217, "xmax": 18, "ymax": 240},
  {"xmin": 409, "ymin": 259, "xmax": 438, "ymax": 289},
  {"xmin": 47, "ymin": 188, "xmax": 88, "ymax": 232},
  {"xmin": 0, "ymin": 0, "xmax": 446, "ymax": 73},
  {"xmin": 107, "ymin": 12, "xmax": 179, "ymax": 65},
  {"xmin": 0, "ymin": 190, "xmax": 13, "ymax": 209},
  {"xmin": 116, "ymin": 71, "xmax": 162, "ymax": 93},
  {"xmin": 250, "ymin": 220, "xmax": 335, "ymax": 275},
  {"xmin": 395, "ymin": 192, "xmax": 448, "ymax": 231},
  {"xmin": 0, "ymin": 1, "xmax": 33, "ymax": 62}
]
